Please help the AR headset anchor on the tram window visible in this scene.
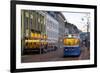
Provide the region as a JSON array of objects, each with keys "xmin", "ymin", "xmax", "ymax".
[{"xmin": 63, "ymin": 38, "xmax": 80, "ymax": 46}]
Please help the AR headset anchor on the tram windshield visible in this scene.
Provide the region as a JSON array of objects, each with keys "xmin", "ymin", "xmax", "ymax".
[{"xmin": 63, "ymin": 34, "xmax": 80, "ymax": 46}]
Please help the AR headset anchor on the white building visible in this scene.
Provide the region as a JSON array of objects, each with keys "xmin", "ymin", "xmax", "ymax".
[{"xmin": 46, "ymin": 12, "xmax": 59, "ymax": 45}]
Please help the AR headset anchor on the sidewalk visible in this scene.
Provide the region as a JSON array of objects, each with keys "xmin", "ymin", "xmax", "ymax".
[{"xmin": 21, "ymin": 50, "xmax": 61, "ymax": 63}]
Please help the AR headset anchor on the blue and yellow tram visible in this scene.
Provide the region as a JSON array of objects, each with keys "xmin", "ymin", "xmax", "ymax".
[{"xmin": 63, "ymin": 34, "xmax": 81, "ymax": 56}]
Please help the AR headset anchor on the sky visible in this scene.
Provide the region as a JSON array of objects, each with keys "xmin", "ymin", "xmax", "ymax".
[{"xmin": 62, "ymin": 12, "xmax": 90, "ymax": 32}]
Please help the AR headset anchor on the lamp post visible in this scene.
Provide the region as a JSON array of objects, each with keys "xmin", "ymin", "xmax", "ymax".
[
  {"xmin": 81, "ymin": 13, "xmax": 90, "ymax": 32},
  {"xmin": 87, "ymin": 14, "xmax": 90, "ymax": 32}
]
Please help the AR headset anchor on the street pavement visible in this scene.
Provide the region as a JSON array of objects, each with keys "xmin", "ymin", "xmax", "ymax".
[{"xmin": 21, "ymin": 46, "xmax": 90, "ymax": 63}]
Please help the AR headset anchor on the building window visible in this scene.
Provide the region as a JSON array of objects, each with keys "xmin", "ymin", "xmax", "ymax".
[
  {"xmin": 32, "ymin": 11, "xmax": 36, "ymax": 30},
  {"xmin": 30, "ymin": 18, "xmax": 33, "ymax": 29},
  {"xmin": 24, "ymin": 11, "xmax": 29, "ymax": 30}
]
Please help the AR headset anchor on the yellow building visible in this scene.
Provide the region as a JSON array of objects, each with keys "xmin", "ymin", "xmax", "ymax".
[{"xmin": 21, "ymin": 10, "xmax": 47, "ymax": 54}]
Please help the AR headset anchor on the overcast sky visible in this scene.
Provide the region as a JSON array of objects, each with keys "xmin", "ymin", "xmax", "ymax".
[{"xmin": 62, "ymin": 12, "xmax": 90, "ymax": 32}]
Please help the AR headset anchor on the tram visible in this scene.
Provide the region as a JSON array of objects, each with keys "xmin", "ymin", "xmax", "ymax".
[{"xmin": 63, "ymin": 34, "xmax": 81, "ymax": 57}]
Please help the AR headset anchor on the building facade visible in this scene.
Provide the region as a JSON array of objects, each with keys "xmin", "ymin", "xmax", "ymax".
[
  {"xmin": 46, "ymin": 12, "xmax": 59, "ymax": 47},
  {"xmin": 65, "ymin": 22, "xmax": 80, "ymax": 34},
  {"xmin": 21, "ymin": 10, "xmax": 67, "ymax": 57},
  {"xmin": 56, "ymin": 13, "xmax": 65, "ymax": 47},
  {"xmin": 21, "ymin": 10, "xmax": 46, "ymax": 38},
  {"xmin": 21, "ymin": 10, "xmax": 46, "ymax": 54},
  {"xmin": 46, "ymin": 12, "xmax": 66, "ymax": 57},
  {"xmin": 56, "ymin": 12, "xmax": 66, "ymax": 57}
]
